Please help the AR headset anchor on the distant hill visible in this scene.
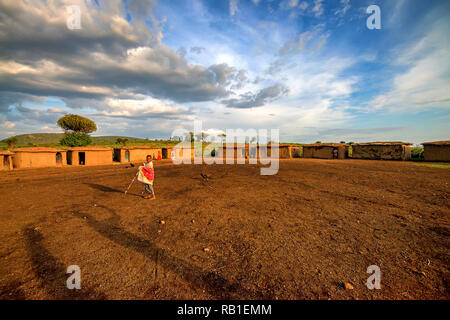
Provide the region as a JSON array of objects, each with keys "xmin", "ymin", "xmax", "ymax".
[{"xmin": 0, "ymin": 133, "xmax": 154, "ymax": 147}]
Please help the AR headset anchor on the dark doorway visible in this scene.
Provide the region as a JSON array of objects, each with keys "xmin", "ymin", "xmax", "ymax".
[
  {"xmin": 79, "ymin": 152, "xmax": 86, "ymax": 165},
  {"xmin": 56, "ymin": 152, "xmax": 62, "ymax": 165},
  {"xmin": 4, "ymin": 155, "xmax": 10, "ymax": 169},
  {"xmin": 162, "ymin": 148, "xmax": 168, "ymax": 159},
  {"xmin": 67, "ymin": 152, "xmax": 72, "ymax": 165}
]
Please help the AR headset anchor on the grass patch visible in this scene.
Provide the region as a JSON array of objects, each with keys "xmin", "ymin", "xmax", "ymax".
[{"xmin": 414, "ymin": 163, "xmax": 450, "ymax": 169}]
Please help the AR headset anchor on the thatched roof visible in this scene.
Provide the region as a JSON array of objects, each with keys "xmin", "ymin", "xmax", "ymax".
[
  {"xmin": 422, "ymin": 141, "xmax": 450, "ymax": 146},
  {"xmin": 303, "ymin": 143, "xmax": 348, "ymax": 147},
  {"xmin": 116, "ymin": 146, "xmax": 163, "ymax": 150},
  {"xmin": 68, "ymin": 146, "xmax": 112, "ymax": 151},
  {"xmin": 12, "ymin": 147, "xmax": 64, "ymax": 153},
  {"xmin": 353, "ymin": 142, "xmax": 412, "ymax": 146}
]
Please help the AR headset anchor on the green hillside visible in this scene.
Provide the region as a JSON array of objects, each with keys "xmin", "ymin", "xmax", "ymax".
[
  {"xmin": 1, "ymin": 132, "xmax": 304, "ymax": 150},
  {"xmin": 0, "ymin": 133, "xmax": 178, "ymax": 149}
]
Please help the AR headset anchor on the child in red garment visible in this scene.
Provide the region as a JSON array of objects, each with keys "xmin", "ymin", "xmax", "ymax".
[
  {"xmin": 142, "ymin": 155, "xmax": 155, "ymax": 200},
  {"xmin": 157, "ymin": 151, "xmax": 162, "ymax": 160}
]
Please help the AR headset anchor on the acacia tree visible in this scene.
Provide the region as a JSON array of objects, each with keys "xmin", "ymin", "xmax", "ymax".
[
  {"xmin": 2, "ymin": 137, "xmax": 17, "ymax": 149},
  {"xmin": 57, "ymin": 114, "xmax": 97, "ymax": 134},
  {"xmin": 57, "ymin": 114, "xmax": 97, "ymax": 147},
  {"xmin": 116, "ymin": 138, "xmax": 128, "ymax": 146}
]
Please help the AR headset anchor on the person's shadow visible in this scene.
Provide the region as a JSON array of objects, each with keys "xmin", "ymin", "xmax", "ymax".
[
  {"xmin": 22, "ymin": 226, "xmax": 106, "ymax": 299},
  {"xmin": 86, "ymin": 183, "xmax": 141, "ymax": 197},
  {"xmin": 73, "ymin": 205, "xmax": 266, "ymax": 299}
]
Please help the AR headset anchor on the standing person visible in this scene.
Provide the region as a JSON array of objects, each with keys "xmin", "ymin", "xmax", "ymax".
[
  {"xmin": 138, "ymin": 155, "xmax": 155, "ymax": 200},
  {"xmin": 157, "ymin": 151, "xmax": 162, "ymax": 160},
  {"xmin": 332, "ymin": 148, "xmax": 338, "ymax": 159}
]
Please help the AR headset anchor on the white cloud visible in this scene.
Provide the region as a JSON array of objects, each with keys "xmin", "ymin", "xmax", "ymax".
[
  {"xmin": 370, "ymin": 20, "xmax": 450, "ymax": 112},
  {"xmin": 312, "ymin": 0, "xmax": 324, "ymax": 17},
  {"xmin": 3, "ymin": 121, "xmax": 15, "ymax": 128},
  {"xmin": 230, "ymin": 0, "xmax": 239, "ymax": 16},
  {"xmin": 334, "ymin": 0, "xmax": 350, "ymax": 16}
]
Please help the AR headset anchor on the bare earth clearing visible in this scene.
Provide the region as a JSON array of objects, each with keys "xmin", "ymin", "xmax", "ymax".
[{"xmin": 0, "ymin": 159, "xmax": 449, "ymax": 299}]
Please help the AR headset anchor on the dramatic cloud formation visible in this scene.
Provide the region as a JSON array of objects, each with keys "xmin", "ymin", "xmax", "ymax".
[
  {"xmin": 0, "ymin": 0, "xmax": 449, "ymax": 143},
  {"xmin": 223, "ymin": 85, "xmax": 289, "ymax": 108}
]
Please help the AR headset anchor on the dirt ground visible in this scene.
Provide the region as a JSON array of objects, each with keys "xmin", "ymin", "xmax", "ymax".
[{"xmin": 0, "ymin": 159, "xmax": 449, "ymax": 300}]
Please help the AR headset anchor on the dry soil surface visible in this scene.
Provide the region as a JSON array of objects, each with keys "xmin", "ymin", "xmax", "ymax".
[{"xmin": 0, "ymin": 159, "xmax": 449, "ymax": 299}]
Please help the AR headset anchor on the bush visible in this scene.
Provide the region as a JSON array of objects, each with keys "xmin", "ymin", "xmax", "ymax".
[
  {"xmin": 411, "ymin": 147, "xmax": 424, "ymax": 160},
  {"xmin": 60, "ymin": 132, "xmax": 92, "ymax": 147},
  {"xmin": 2, "ymin": 137, "xmax": 17, "ymax": 148},
  {"xmin": 116, "ymin": 138, "xmax": 128, "ymax": 145}
]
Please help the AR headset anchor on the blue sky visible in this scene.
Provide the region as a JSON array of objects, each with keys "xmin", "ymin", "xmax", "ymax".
[{"xmin": 0, "ymin": 0, "xmax": 449, "ymax": 144}]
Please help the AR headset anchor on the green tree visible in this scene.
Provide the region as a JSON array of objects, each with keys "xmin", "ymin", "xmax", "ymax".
[
  {"xmin": 60, "ymin": 132, "xmax": 92, "ymax": 147},
  {"xmin": 2, "ymin": 137, "xmax": 17, "ymax": 148},
  {"xmin": 185, "ymin": 131, "xmax": 194, "ymax": 143},
  {"xmin": 57, "ymin": 114, "xmax": 97, "ymax": 134},
  {"xmin": 57, "ymin": 114, "xmax": 97, "ymax": 147},
  {"xmin": 116, "ymin": 138, "xmax": 128, "ymax": 146}
]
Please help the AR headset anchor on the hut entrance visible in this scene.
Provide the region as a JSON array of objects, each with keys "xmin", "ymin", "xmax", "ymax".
[
  {"xmin": 56, "ymin": 152, "xmax": 62, "ymax": 165},
  {"xmin": 125, "ymin": 150, "xmax": 130, "ymax": 162},
  {"xmin": 249, "ymin": 147, "xmax": 257, "ymax": 158},
  {"xmin": 79, "ymin": 152, "xmax": 86, "ymax": 165},
  {"xmin": 162, "ymin": 148, "xmax": 168, "ymax": 159},
  {"xmin": 3, "ymin": 155, "xmax": 10, "ymax": 168}
]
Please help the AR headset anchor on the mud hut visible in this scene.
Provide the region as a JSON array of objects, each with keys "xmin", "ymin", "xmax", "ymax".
[
  {"xmin": 113, "ymin": 146, "xmax": 165, "ymax": 163},
  {"xmin": 163, "ymin": 146, "xmax": 174, "ymax": 160},
  {"xmin": 67, "ymin": 147, "xmax": 112, "ymax": 166},
  {"xmin": 422, "ymin": 141, "xmax": 450, "ymax": 162},
  {"xmin": 0, "ymin": 150, "xmax": 14, "ymax": 170},
  {"xmin": 11, "ymin": 147, "xmax": 67, "ymax": 169},
  {"xmin": 270, "ymin": 144, "xmax": 301, "ymax": 159},
  {"xmin": 171, "ymin": 145, "xmax": 195, "ymax": 163},
  {"xmin": 221, "ymin": 144, "xmax": 247, "ymax": 161},
  {"xmin": 302, "ymin": 143, "xmax": 348, "ymax": 159},
  {"xmin": 351, "ymin": 142, "xmax": 412, "ymax": 161}
]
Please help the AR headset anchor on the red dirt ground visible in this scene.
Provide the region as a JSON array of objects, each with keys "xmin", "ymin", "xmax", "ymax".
[{"xmin": 0, "ymin": 159, "xmax": 449, "ymax": 299}]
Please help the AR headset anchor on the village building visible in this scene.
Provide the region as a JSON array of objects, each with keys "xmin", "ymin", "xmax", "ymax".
[
  {"xmin": 113, "ymin": 146, "xmax": 172, "ymax": 163},
  {"xmin": 11, "ymin": 147, "xmax": 67, "ymax": 169},
  {"xmin": 303, "ymin": 143, "xmax": 349, "ymax": 159},
  {"xmin": 219, "ymin": 144, "xmax": 247, "ymax": 161},
  {"xmin": 206, "ymin": 144, "xmax": 301, "ymax": 162},
  {"xmin": 269, "ymin": 144, "xmax": 301, "ymax": 159},
  {"xmin": 422, "ymin": 141, "xmax": 450, "ymax": 162},
  {"xmin": 171, "ymin": 144, "xmax": 195, "ymax": 163},
  {"xmin": 67, "ymin": 147, "xmax": 112, "ymax": 166},
  {"xmin": 351, "ymin": 142, "xmax": 412, "ymax": 160},
  {"xmin": 0, "ymin": 150, "xmax": 14, "ymax": 170}
]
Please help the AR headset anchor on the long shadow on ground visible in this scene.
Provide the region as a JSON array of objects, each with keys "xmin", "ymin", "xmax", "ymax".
[
  {"xmin": 86, "ymin": 183, "xmax": 142, "ymax": 198},
  {"xmin": 22, "ymin": 227, "xmax": 106, "ymax": 299},
  {"xmin": 73, "ymin": 204, "xmax": 266, "ymax": 299}
]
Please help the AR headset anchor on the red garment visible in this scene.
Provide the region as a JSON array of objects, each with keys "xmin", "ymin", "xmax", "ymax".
[
  {"xmin": 142, "ymin": 166, "xmax": 154, "ymax": 181},
  {"xmin": 157, "ymin": 154, "xmax": 162, "ymax": 160}
]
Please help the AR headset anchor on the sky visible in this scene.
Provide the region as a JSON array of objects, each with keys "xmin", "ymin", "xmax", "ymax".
[{"xmin": 0, "ymin": 0, "xmax": 449, "ymax": 144}]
